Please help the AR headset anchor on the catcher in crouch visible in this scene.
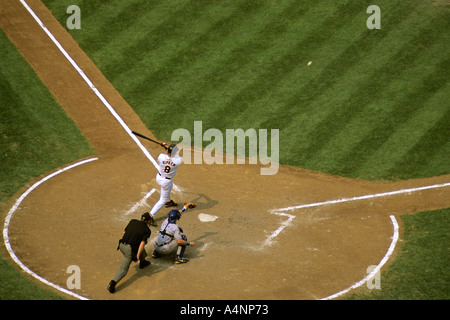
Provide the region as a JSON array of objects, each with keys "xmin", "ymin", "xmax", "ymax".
[{"xmin": 152, "ymin": 203, "xmax": 197, "ymax": 264}]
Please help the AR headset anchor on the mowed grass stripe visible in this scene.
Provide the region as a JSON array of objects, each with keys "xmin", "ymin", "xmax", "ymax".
[
  {"xmin": 420, "ymin": 138, "xmax": 450, "ymax": 180},
  {"xmin": 0, "ymin": 29, "xmax": 92, "ymax": 202},
  {"xmin": 117, "ymin": 0, "xmax": 260, "ymax": 109},
  {"xmin": 132, "ymin": 0, "xmax": 319, "ymax": 131},
  {"xmin": 308, "ymin": 28, "xmax": 449, "ymax": 177},
  {"xmin": 156, "ymin": 0, "xmax": 350, "ymax": 132},
  {"xmin": 193, "ymin": 1, "xmax": 339, "ymax": 127},
  {"xmin": 387, "ymin": 107, "xmax": 450, "ymax": 179},
  {"xmin": 121, "ymin": 1, "xmax": 300, "ymax": 121},
  {"xmin": 246, "ymin": 2, "xmax": 401, "ymax": 130},
  {"xmin": 98, "ymin": 1, "xmax": 210, "ymax": 83},
  {"xmin": 261, "ymin": 0, "xmax": 423, "ymax": 127},
  {"xmin": 350, "ymin": 53, "xmax": 450, "ymax": 179},
  {"xmin": 289, "ymin": 6, "xmax": 447, "ymax": 174},
  {"xmin": 277, "ymin": 1, "xmax": 422, "ymax": 165},
  {"xmin": 41, "ymin": 0, "xmax": 448, "ymax": 181},
  {"xmin": 337, "ymin": 21, "xmax": 450, "ymax": 178},
  {"xmin": 78, "ymin": 0, "xmax": 168, "ymax": 43},
  {"xmin": 213, "ymin": 0, "xmax": 411, "ymax": 133},
  {"xmin": 87, "ymin": 1, "xmax": 187, "ymax": 70},
  {"xmin": 205, "ymin": 0, "xmax": 362, "ymax": 130}
]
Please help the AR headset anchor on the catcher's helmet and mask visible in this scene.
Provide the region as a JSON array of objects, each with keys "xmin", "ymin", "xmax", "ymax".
[{"xmin": 168, "ymin": 209, "xmax": 181, "ymax": 223}]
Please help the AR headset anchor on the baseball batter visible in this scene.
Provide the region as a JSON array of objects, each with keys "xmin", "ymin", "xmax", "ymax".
[{"xmin": 148, "ymin": 143, "xmax": 182, "ymax": 226}]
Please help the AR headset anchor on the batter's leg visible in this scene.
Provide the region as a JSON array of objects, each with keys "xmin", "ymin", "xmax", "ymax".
[{"xmin": 150, "ymin": 180, "xmax": 173, "ymax": 216}]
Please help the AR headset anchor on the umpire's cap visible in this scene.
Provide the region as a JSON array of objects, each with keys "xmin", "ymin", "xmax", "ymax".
[{"xmin": 141, "ymin": 212, "xmax": 151, "ymax": 222}]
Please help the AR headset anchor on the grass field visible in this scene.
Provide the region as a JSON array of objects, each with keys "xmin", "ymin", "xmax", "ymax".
[
  {"xmin": 44, "ymin": 0, "xmax": 450, "ymax": 181},
  {"xmin": 1, "ymin": 0, "xmax": 449, "ymax": 300},
  {"xmin": 0, "ymin": 29, "xmax": 92, "ymax": 205},
  {"xmin": 346, "ymin": 208, "xmax": 450, "ymax": 300},
  {"xmin": 0, "ymin": 27, "xmax": 92, "ymax": 299}
]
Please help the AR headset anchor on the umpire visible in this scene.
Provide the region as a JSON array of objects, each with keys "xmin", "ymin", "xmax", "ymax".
[{"xmin": 107, "ymin": 212, "xmax": 152, "ymax": 294}]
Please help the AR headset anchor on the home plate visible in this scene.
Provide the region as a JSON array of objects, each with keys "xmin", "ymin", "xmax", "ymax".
[{"xmin": 198, "ymin": 213, "xmax": 218, "ymax": 222}]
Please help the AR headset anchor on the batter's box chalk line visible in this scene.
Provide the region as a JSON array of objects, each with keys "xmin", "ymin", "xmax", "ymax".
[
  {"xmin": 262, "ymin": 212, "xmax": 296, "ymax": 248},
  {"xmin": 123, "ymin": 188, "xmax": 157, "ymax": 217},
  {"xmin": 122, "ymin": 181, "xmax": 186, "ymax": 217}
]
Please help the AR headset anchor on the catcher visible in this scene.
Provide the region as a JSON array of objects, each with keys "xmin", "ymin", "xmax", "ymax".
[{"xmin": 152, "ymin": 202, "xmax": 197, "ymax": 264}]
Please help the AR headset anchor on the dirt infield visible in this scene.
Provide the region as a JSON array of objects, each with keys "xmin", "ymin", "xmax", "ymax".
[{"xmin": 2, "ymin": 0, "xmax": 450, "ymax": 300}]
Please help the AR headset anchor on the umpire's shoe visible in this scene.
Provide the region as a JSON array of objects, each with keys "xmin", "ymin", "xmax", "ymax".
[
  {"xmin": 152, "ymin": 250, "xmax": 162, "ymax": 258},
  {"xmin": 107, "ymin": 280, "xmax": 116, "ymax": 294},
  {"xmin": 139, "ymin": 260, "xmax": 151, "ymax": 269}
]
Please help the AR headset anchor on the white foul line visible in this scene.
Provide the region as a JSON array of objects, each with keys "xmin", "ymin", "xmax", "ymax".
[
  {"xmin": 264, "ymin": 181, "xmax": 449, "ymax": 299},
  {"xmin": 265, "ymin": 182, "xmax": 450, "ymax": 248},
  {"xmin": 272, "ymin": 182, "xmax": 450, "ymax": 213},
  {"xmin": 8, "ymin": 0, "xmax": 165, "ymax": 300},
  {"xmin": 3, "ymin": 158, "xmax": 98, "ymax": 301},
  {"xmin": 19, "ymin": 0, "xmax": 159, "ymax": 170}
]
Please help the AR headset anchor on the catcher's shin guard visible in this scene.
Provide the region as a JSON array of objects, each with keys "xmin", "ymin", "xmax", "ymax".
[{"xmin": 176, "ymin": 244, "xmax": 186, "ymax": 257}]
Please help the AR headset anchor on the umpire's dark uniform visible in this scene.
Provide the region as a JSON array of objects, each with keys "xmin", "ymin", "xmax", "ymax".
[{"xmin": 107, "ymin": 212, "xmax": 152, "ymax": 294}]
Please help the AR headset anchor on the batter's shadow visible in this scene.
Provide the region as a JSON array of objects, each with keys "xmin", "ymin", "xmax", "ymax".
[
  {"xmin": 180, "ymin": 192, "xmax": 219, "ymax": 211},
  {"xmin": 153, "ymin": 192, "xmax": 219, "ymax": 225}
]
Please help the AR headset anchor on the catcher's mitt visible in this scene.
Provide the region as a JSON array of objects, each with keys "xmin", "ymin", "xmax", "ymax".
[{"xmin": 184, "ymin": 202, "xmax": 197, "ymax": 209}]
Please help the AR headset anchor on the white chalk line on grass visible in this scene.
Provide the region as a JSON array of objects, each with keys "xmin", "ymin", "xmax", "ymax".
[
  {"xmin": 19, "ymin": 0, "xmax": 161, "ymax": 171},
  {"xmin": 272, "ymin": 181, "xmax": 450, "ymax": 213},
  {"xmin": 3, "ymin": 157, "xmax": 98, "ymax": 301}
]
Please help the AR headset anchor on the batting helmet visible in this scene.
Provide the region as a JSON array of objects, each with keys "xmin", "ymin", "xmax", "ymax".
[{"xmin": 168, "ymin": 144, "xmax": 178, "ymax": 155}]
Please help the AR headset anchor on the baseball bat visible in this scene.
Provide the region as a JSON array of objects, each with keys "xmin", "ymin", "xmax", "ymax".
[{"xmin": 131, "ymin": 130, "xmax": 162, "ymax": 145}]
